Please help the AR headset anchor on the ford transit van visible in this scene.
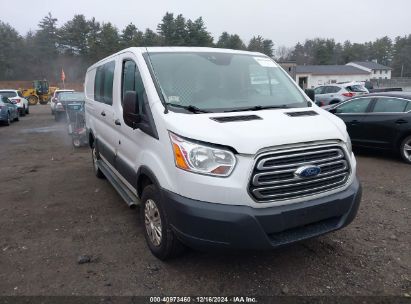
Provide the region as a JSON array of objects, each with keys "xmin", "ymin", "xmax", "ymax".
[{"xmin": 85, "ymin": 47, "xmax": 362, "ymax": 260}]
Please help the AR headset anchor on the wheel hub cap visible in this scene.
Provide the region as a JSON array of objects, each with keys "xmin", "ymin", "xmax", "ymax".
[
  {"xmin": 144, "ymin": 199, "xmax": 162, "ymax": 247},
  {"xmin": 404, "ymin": 140, "xmax": 411, "ymax": 161}
]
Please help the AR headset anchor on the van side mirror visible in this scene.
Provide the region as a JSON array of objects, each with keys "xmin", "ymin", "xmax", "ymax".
[
  {"xmin": 305, "ymin": 89, "xmax": 315, "ymax": 101},
  {"xmin": 329, "ymin": 108, "xmax": 337, "ymax": 114},
  {"xmin": 123, "ymin": 91, "xmax": 141, "ymax": 129}
]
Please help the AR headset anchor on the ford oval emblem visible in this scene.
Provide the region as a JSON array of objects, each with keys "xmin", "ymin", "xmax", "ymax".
[{"xmin": 295, "ymin": 165, "xmax": 321, "ymax": 178}]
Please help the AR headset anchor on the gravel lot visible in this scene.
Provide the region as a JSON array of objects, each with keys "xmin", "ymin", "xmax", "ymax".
[{"xmin": 0, "ymin": 105, "xmax": 410, "ymax": 297}]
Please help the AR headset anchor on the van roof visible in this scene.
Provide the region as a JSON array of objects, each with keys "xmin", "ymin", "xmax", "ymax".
[{"xmin": 87, "ymin": 47, "xmax": 267, "ymax": 70}]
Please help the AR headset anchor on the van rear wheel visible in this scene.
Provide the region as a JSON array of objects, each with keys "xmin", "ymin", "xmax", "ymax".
[
  {"xmin": 141, "ymin": 184, "xmax": 184, "ymax": 260},
  {"xmin": 91, "ymin": 144, "xmax": 105, "ymax": 178}
]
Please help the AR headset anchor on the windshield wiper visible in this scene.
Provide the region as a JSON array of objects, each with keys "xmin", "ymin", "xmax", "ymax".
[
  {"xmin": 167, "ymin": 103, "xmax": 211, "ymax": 113},
  {"xmin": 224, "ymin": 105, "xmax": 289, "ymax": 113}
]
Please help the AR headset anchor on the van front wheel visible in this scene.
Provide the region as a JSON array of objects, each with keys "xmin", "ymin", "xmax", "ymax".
[{"xmin": 141, "ymin": 184, "xmax": 184, "ymax": 260}]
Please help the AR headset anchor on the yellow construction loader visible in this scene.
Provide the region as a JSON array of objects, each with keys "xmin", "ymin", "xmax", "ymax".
[{"xmin": 21, "ymin": 80, "xmax": 58, "ymax": 105}]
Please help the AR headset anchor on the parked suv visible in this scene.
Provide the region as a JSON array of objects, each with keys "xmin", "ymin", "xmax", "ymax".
[
  {"xmin": 85, "ymin": 47, "xmax": 362, "ymax": 260},
  {"xmin": 0, "ymin": 90, "xmax": 29, "ymax": 115},
  {"xmin": 314, "ymin": 83, "xmax": 369, "ymax": 107}
]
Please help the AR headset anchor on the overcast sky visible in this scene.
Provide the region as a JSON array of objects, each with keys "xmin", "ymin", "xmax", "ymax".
[{"xmin": 2, "ymin": 0, "xmax": 411, "ymax": 47}]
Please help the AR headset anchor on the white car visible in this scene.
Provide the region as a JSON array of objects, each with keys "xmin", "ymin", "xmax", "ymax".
[
  {"xmin": 85, "ymin": 47, "xmax": 361, "ymax": 260},
  {"xmin": 50, "ymin": 89, "xmax": 74, "ymax": 114},
  {"xmin": 0, "ymin": 90, "xmax": 29, "ymax": 115}
]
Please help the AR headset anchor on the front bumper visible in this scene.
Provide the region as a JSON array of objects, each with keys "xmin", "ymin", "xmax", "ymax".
[{"xmin": 161, "ymin": 177, "xmax": 362, "ymax": 250}]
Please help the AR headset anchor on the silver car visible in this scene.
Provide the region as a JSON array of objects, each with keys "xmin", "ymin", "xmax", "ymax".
[{"xmin": 314, "ymin": 83, "xmax": 368, "ymax": 107}]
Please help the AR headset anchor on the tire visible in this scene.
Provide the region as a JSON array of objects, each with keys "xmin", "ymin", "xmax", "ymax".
[
  {"xmin": 20, "ymin": 107, "xmax": 26, "ymax": 117},
  {"xmin": 91, "ymin": 143, "xmax": 105, "ymax": 178},
  {"xmin": 399, "ymin": 135, "xmax": 411, "ymax": 164},
  {"xmin": 4, "ymin": 113, "xmax": 11, "ymax": 126},
  {"xmin": 72, "ymin": 137, "xmax": 81, "ymax": 148},
  {"xmin": 55, "ymin": 112, "xmax": 64, "ymax": 122},
  {"xmin": 26, "ymin": 106, "xmax": 29, "ymax": 114},
  {"xmin": 140, "ymin": 184, "xmax": 185, "ymax": 260},
  {"xmin": 14, "ymin": 112, "xmax": 19, "ymax": 121},
  {"xmin": 28, "ymin": 95, "xmax": 38, "ymax": 105}
]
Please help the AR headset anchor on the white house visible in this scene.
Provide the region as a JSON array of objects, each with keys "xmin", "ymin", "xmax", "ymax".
[
  {"xmin": 295, "ymin": 65, "xmax": 370, "ymax": 89},
  {"xmin": 346, "ymin": 61, "xmax": 392, "ymax": 79}
]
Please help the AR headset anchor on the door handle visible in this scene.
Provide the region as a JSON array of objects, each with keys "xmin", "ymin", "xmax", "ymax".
[
  {"xmin": 350, "ymin": 120, "xmax": 359, "ymax": 125},
  {"xmin": 101, "ymin": 111, "xmax": 106, "ymax": 117},
  {"xmin": 114, "ymin": 119, "xmax": 121, "ymax": 126},
  {"xmin": 395, "ymin": 119, "xmax": 408, "ymax": 124}
]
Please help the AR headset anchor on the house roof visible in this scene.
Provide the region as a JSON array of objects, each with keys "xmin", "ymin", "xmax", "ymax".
[
  {"xmin": 295, "ymin": 65, "xmax": 369, "ymax": 75},
  {"xmin": 350, "ymin": 61, "xmax": 392, "ymax": 70}
]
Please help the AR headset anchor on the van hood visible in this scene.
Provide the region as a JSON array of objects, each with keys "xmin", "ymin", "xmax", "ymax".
[{"xmin": 163, "ymin": 107, "xmax": 348, "ymax": 155}]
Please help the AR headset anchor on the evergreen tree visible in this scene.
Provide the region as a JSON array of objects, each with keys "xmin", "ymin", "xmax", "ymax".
[
  {"xmin": 87, "ymin": 17, "xmax": 101, "ymax": 62},
  {"xmin": 185, "ymin": 17, "xmax": 213, "ymax": 46},
  {"xmin": 143, "ymin": 28, "xmax": 161, "ymax": 46},
  {"xmin": 174, "ymin": 14, "xmax": 187, "ymax": 45},
  {"xmin": 216, "ymin": 32, "xmax": 246, "ymax": 50},
  {"xmin": 121, "ymin": 23, "xmax": 144, "ymax": 47},
  {"xmin": 248, "ymin": 35, "xmax": 274, "ymax": 57},
  {"xmin": 263, "ymin": 39, "xmax": 274, "ymax": 57},
  {"xmin": 59, "ymin": 14, "xmax": 89, "ymax": 55},
  {"xmin": 157, "ymin": 12, "xmax": 175, "ymax": 45},
  {"xmin": 98, "ymin": 23, "xmax": 121, "ymax": 58},
  {"xmin": 0, "ymin": 21, "xmax": 23, "ymax": 79}
]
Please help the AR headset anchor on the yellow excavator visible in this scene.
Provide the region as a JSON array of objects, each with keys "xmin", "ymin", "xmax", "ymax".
[{"xmin": 21, "ymin": 80, "xmax": 58, "ymax": 105}]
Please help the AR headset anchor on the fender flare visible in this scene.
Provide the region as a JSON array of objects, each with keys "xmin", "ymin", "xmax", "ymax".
[{"xmin": 136, "ymin": 165, "xmax": 161, "ymax": 197}]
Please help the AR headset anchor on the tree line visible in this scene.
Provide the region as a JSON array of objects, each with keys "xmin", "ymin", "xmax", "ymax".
[
  {"xmin": 0, "ymin": 12, "xmax": 410, "ymax": 83},
  {"xmin": 278, "ymin": 36, "xmax": 411, "ymax": 77}
]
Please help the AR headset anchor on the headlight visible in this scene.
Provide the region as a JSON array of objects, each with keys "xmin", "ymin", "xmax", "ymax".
[
  {"xmin": 346, "ymin": 135, "xmax": 352, "ymax": 155},
  {"xmin": 169, "ymin": 132, "xmax": 236, "ymax": 177}
]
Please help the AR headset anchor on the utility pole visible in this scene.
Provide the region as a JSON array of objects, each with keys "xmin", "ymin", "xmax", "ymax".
[{"xmin": 401, "ymin": 64, "xmax": 404, "ymax": 78}]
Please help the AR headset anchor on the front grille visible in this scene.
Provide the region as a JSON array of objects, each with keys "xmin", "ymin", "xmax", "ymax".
[{"xmin": 249, "ymin": 143, "xmax": 350, "ymax": 202}]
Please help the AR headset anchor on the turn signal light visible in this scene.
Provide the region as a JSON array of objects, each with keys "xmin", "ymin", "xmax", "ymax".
[{"xmin": 172, "ymin": 143, "xmax": 189, "ymax": 170}]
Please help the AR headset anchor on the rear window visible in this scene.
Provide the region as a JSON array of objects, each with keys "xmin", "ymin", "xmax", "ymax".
[
  {"xmin": 59, "ymin": 92, "xmax": 85, "ymax": 101},
  {"xmin": 0, "ymin": 91, "xmax": 17, "ymax": 98},
  {"xmin": 346, "ymin": 85, "xmax": 368, "ymax": 93},
  {"xmin": 56, "ymin": 91, "xmax": 73, "ymax": 98}
]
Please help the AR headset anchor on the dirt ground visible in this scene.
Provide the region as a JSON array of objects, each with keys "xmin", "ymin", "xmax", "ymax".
[{"xmin": 0, "ymin": 105, "xmax": 410, "ymax": 297}]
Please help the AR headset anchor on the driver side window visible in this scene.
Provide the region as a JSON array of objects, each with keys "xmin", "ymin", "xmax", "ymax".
[
  {"xmin": 336, "ymin": 98, "xmax": 373, "ymax": 114},
  {"xmin": 121, "ymin": 59, "xmax": 146, "ymax": 113}
]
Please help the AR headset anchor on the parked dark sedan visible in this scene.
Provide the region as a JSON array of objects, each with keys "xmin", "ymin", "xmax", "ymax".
[
  {"xmin": 329, "ymin": 92, "xmax": 411, "ymax": 164},
  {"xmin": 54, "ymin": 92, "xmax": 85, "ymax": 121},
  {"xmin": 0, "ymin": 95, "xmax": 19, "ymax": 126}
]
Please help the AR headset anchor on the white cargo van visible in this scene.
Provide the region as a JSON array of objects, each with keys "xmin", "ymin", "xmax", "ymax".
[{"xmin": 85, "ymin": 47, "xmax": 362, "ymax": 260}]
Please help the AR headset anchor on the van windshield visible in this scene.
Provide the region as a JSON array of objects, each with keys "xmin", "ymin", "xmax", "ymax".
[{"xmin": 147, "ymin": 52, "xmax": 308, "ymax": 113}]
